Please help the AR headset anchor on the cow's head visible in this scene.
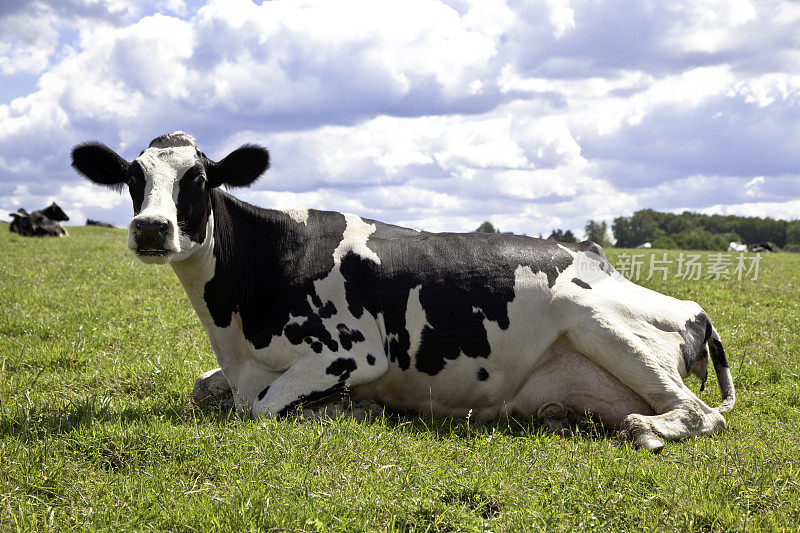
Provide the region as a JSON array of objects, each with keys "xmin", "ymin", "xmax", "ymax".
[
  {"xmin": 71, "ymin": 132, "xmax": 269, "ymax": 264},
  {"xmin": 42, "ymin": 202, "xmax": 69, "ymax": 222}
]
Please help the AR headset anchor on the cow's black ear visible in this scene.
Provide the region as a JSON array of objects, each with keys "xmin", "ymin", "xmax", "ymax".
[
  {"xmin": 206, "ymin": 144, "xmax": 269, "ymax": 188},
  {"xmin": 71, "ymin": 142, "xmax": 130, "ymax": 189}
]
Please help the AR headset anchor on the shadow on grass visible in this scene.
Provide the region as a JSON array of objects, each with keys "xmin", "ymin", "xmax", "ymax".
[
  {"xmin": 0, "ymin": 395, "xmax": 239, "ymax": 442},
  {"xmin": 376, "ymin": 408, "xmax": 616, "ymax": 443},
  {"xmin": 0, "ymin": 392, "xmax": 617, "ymax": 447}
]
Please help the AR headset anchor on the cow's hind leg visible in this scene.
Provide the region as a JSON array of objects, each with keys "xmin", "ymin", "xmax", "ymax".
[
  {"xmin": 617, "ymin": 404, "xmax": 724, "ymax": 452},
  {"xmin": 511, "ymin": 337, "xmax": 654, "ymax": 430},
  {"xmin": 554, "ymin": 296, "xmax": 727, "ymax": 451}
]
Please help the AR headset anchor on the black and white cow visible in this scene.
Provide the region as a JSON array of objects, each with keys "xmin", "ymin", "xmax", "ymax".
[
  {"xmin": 72, "ymin": 132, "xmax": 735, "ymax": 451},
  {"xmin": 9, "ymin": 203, "xmax": 69, "ymax": 237},
  {"xmin": 86, "ymin": 219, "xmax": 115, "ymax": 228}
]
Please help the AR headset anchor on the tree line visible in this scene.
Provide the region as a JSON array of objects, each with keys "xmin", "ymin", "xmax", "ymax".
[{"xmin": 475, "ymin": 209, "xmax": 800, "ymax": 251}]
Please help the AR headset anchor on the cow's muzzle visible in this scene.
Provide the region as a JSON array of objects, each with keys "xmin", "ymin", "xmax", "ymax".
[{"xmin": 130, "ymin": 215, "xmax": 176, "ymax": 257}]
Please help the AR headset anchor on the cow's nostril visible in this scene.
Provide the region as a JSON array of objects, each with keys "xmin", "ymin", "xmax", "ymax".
[{"xmin": 133, "ymin": 216, "xmax": 171, "ymax": 238}]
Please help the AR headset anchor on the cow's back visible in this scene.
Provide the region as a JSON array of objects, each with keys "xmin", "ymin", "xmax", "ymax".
[{"xmin": 336, "ymin": 218, "xmax": 577, "ymax": 376}]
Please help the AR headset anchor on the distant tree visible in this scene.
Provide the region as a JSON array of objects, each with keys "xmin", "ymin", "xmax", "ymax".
[
  {"xmin": 584, "ymin": 220, "xmax": 611, "ymax": 247},
  {"xmin": 547, "ymin": 229, "xmax": 577, "ymax": 243},
  {"xmin": 664, "ymin": 211, "xmax": 701, "ymax": 234},
  {"xmin": 612, "ymin": 208, "xmax": 795, "ymax": 250},
  {"xmin": 672, "ymin": 229, "xmax": 740, "ymax": 250},
  {"xmin": 475, "ymin": 221, "xmax": 498, "ymax": 233},
  {"xmin": 612, "ymin": 216, "xmax": 635, "ymax": 247},
  {"xmin": 651, "ymin": 236, "xmax": 678, "ymax": 249},
  {"xmin": 787, "ymin": 221, "xmax": 800, "ymax": 246}
]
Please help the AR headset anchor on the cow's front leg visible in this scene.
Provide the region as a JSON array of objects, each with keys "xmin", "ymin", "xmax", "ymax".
[{"xmin": 252, "ymin": 339, "xmax": 388, "ymax": 418}]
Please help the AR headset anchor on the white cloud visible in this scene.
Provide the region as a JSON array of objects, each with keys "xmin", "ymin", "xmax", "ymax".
[
  {"xmin": 666, "ymin": 0, "xmax": 757, "ymax": 53},
  {"xmin": 0, "ymin": 0, "xmax": 799, "ymax": 236},
  {"xmin": 0, "ymin": 11, "xmax": 59, "ymax": 75},
  {"xmin": 693, "ymin": 198, "xmax": 800, "ymax": 221}
]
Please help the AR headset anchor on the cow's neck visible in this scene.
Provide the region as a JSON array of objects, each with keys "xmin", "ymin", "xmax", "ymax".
[
  {"xmin": 169, "ymin": 205, "xmax": 217, "ymax": 324},
  {"xmin": 171, "ymin": 189, "xmax": 301, "ymax": 329}
]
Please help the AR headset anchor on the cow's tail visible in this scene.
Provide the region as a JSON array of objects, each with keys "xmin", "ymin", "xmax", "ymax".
[{"xmin": 705, "ymin": 321, "xmax": 736, "ymax": 413}]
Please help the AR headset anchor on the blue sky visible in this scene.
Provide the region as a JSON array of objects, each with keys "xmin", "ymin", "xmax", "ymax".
[{"xmin": 1, "ymin": 0, "xmax": 798, "ymax": 235}]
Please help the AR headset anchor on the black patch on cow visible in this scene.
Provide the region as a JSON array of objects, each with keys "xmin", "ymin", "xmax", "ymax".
[
  {"xmin": 310, "ymin": 293, "xmax": 323, "ymax": 308},
  {"xmin": 571, "ymin": 278, "xmax": 591, "ymax": 289},
  {"xmin": 277, "ymin": 382, "xmax": 346, "ymax": 417},
  {"xmin": 477, "ymin": 367, "xmax": 489, "ymax": 381},
  {"xmin": 311, "ymin": 341, "xmax": 323, "ymax": 354},
  {"xmin": 284, "ymin": 316, "xmax": 338, "ymax": 352},
  {"xmin": 203, "ymin": 192, "xmax": 348, "ymax": 350},
  {"xmin": 568, "ymin": 239, "xmax": 607, "ymax": 259},
  {"xmin": 366, "ymin": 354, "xmax": 376, "ymax": 365},
  {"xmin": 326, "ymin": 357, "xmax": 358, "ymax": 382},
  {"xmin": 257, "ymin": 386, "xmax": 270, "ymax": 401},
  {"xmin": 127, "ymin": 162, "xmax": 146, "ymax": 214},
  {"xmin": 680, "ymin": 313, "xmax": 711, "ymax": 375},
  {"xmin": 709, "ymin": 338, "xmax": 729, "ymax": 368},
  {"xmin": 337, "ymin": 324, "xmax": 365, "ymax": 351},
  {"xmin": 338, "ymin": 221, "xmax": 575, "ymax": 375},
  {"xmin": 176, "ymin": 164, "xmax": 210, "ymax": 244},
  {"xmin": 318, "ymin": 301, "xmax": 337, "ymax": 319}
]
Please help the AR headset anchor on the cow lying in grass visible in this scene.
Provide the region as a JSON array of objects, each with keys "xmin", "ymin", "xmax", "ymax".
[
  {"xmin": 71, "ymin": 132, "xmax": 735, "ymax": 451},
  {"xmin": 9, "ymin": 202, "xmax": 69, "ymax": 237}
]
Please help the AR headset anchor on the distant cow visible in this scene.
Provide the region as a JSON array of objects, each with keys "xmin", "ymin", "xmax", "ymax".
[
  {"xmin": 86, "ymin": 219, "xmax": 115, "ymax": 228},
  {"xmin": 8, "ymin": 202, "xmax": 69, "ymax": 237},
  {"xmin": 72, "ymin": 132, "xmax": 735, "ymax": 452},
  {"xmin": 728, "ymin": 241, "xmax": 747, "ymax": 253},
  {"xmin": 749, "ymin": 242, "xmax": 774, "ymax": 253}
]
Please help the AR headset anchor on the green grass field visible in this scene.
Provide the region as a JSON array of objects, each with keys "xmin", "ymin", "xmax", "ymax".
[{"xmin": 1, "ymin": 226, "xmax": 799, "ymax": 531}]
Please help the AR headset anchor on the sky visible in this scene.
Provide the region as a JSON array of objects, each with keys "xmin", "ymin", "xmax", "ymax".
[{"xmin": 1, "ymin": 0, "xmax": 799, "ymax": 236}]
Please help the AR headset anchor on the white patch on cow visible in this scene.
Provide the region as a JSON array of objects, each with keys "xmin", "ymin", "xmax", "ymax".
[
  {"xmin": 570, "ymin": 250, "xmax": 614, "ymax": 286},
  {"xmin": 128, "ymin": 132, "xmax": 200, "ymax": 258},
  {"xmin": 279, "ymin": 208, "xmax": 309, "ymax": 225},
  {"xmin": 332, "ymin": 213, "xmax": 381, "ymax": 266},
  {"xmin": 484, "ymin": 265, "xmax": 556, "ymax": 368},
  {"xmin": 405, "ymin": 285, "xmax": 429, "ymax": 359},
  {"xmin": 556, "ymin": 243, "xmax": 572, "ymax": 254},
  {"xmin": 171, "ymin": 212, "xmax": 218, "ymax": 329}
]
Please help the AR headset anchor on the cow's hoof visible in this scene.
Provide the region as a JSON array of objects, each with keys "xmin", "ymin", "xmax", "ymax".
[
  {"xmin": 536, "ymin": 402, "xmax": 577, "ymax": 433},
  {"xmin": 193, "ymin": 368, "xmax": 234, "ymax": 409},
  {"xmin": 634, "ymin": 434, "xmax": 665, "ymax": 453},
  {"xmin": 619, "ymin": 414, "xmax": 664, "ymax": 453},
  {"xmin": 301, "ymin": 399, "xmax": 385, "ymax": 421},
  {"xmin": 537, "ymin": 401, "xmax": 573, "ymax": 421},
  {"xmin": 349, "ymin": 399, "xmax": 385, "ymax": 421}
]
